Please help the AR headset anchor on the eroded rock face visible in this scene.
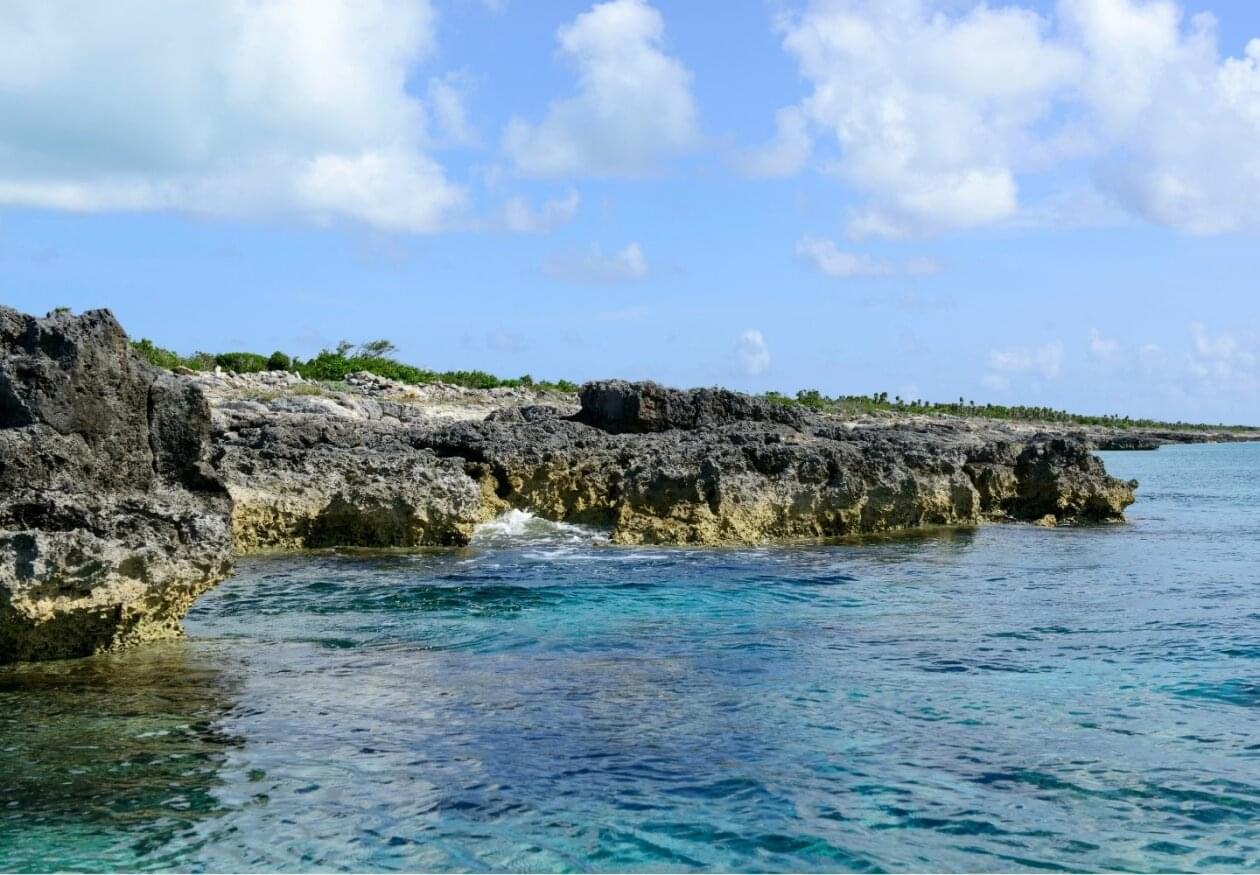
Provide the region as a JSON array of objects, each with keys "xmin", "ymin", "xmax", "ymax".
[
  {"xmin": 0, "ymin": 308, "xmax": 233, "ymax": 663},
  {"xmin": 420, "ymin": 407, "xmax": 1135, "ymax": 545},
  {"xmin": 213, "ymin": 415, "xmax": 486, "ymax": 552},
  {"xmin": 200, "ymin": 372, "xmax": 1136, "ymax": 552},
  {"xmin": 577, "ymin": 379, "xmax": 807, "ymax": 433},
  {"xmin": 1012, "ymin": 439, "xmax": 1139, "ymax": 522}
]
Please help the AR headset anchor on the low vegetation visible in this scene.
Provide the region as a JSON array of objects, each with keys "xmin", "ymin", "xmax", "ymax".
[
  {"xmin": 130, "ymin": 337, "xmax": 579, "ymax": 393},
  {"xmin": 131, "ymin": 336, "xmax": 1249, "ymax": 432},
  {"xmin": 762, "ymin": 389, "xmax": 1253, "ymax": 432}
]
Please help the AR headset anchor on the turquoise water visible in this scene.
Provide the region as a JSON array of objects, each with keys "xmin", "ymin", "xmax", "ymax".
[{"xmin": 2, "ymin": 442, "xmax": 1259, "ymax": 872}]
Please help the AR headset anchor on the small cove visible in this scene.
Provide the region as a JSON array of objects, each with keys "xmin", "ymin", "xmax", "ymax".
[{"xmin": 2, "ymin": 443, "xmax": 1258, "ymax": 872}]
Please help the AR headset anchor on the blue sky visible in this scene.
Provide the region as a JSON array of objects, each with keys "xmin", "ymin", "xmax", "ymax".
[{"xmin": 1, "ymin": 0, "xmax": 1259, "ymax": 423}]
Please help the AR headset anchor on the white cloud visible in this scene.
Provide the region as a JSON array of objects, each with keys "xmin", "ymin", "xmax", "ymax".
[
  {"xmin": 736, "ymin": 106, "xmax": 812, "ymax": 178},
  {"xmin": 904, "ymin": 256, "xmax": 942, "ymax": 276},
  {"xmin": 736, "ymin": 330, "xmax": 771, "ymax": 376},
  {"xmin": 1089, "ymin": 328, "xmax": 1121, "ymax": 360},
  {"xmin": 543, "ymin": 241, "xmax": 648, "ymax": 283},
  {"xmin": 0, "ymin": 1, "xmax": 464, "ymax": 232},
  {"xmin": 1188, "ymin": 320, "xmax": 1257, "ymax": 381},
  {"xmin": 1062, "ymin": 1, "xmax": 1260, "ymax": 234},
  {"xmin": 795, "ymin": 235, "xmax": 891, "ymax": 277},
  {"xmin": 1139, "ymin": 342, "xmax": 1167, "ymax": 372},
  {"xmin": 501, "ymin": 189, "xmax": 580, "ymax": 233},
  {"xmin": 502, "ymin": 0, "xmax": 698, "ymax": 177},
  {"xmin": 486, "ymin": 327, "xmax": 524, "ymax": 353},
  {"xmin": 765, "ymin": 0, "xmax": 1260, "ymax": 236},
  {"xmin": 426, "ymin": 73, "xmax": 480, "ymax": 148},
  {"xmin": 774, "ymin": 0, "xmax": 1080, "ymax": 238},
  {"xmin": 795, "ymin": 235, "xmax": 944, "ymax": 278},
  {"xmin": 988, "ymin": 342, "xmax": 1065, "ymax": 380}
]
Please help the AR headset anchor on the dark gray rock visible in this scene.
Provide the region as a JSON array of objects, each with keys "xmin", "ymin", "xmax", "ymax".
[
  {"xmin": 575, "ymin": 379, "xmax": 808, "ymax": 433},
  {"xmin": 415, "ymin": 394, "xmax": 1136, "ymax": 544},
  {"xmin": 209, "ymin": 401, "xmax": 485, "ymax": 552},
  {"xmin": 0, "ymin": 307, "xmax": 233, "ymax": 663}
]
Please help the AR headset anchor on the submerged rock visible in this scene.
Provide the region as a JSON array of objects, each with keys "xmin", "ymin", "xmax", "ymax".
[{"xmin": 0, "ymin": 308, "xmax": 233, "ymax": 663}]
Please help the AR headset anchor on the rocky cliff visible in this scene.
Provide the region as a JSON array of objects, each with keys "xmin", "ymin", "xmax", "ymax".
[
  {"xmin": 206, "ymin": 374, "xmax": 1136, "ymax": 550},
  {"xmin": 0, "ymin": 308, "xmax": 233, "ymax": 663}
]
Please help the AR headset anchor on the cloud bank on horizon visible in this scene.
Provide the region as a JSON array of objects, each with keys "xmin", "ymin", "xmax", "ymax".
[{"xmin": 0, "ymin": 0, "xmax": 1258, "ymax": 420}]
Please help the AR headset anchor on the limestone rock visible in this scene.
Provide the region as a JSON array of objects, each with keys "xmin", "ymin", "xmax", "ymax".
[
  {"xmin": 1012, "ymin": 438, "xmax": 1139, "ymax": 523},
  {"xmin": 0, "ymin": 307, "xmax": 233, "ymax": 663},
  {"xmin": 576, "ymin": 379, "xmax": 808, "ymax": 434},
  {"xmin": 211, "ymin": 411, "xmax": 486, "ymax": 552},
  {"xmin": 417, "ymin": 389, "xmax": 1136, "ymax": 545}
]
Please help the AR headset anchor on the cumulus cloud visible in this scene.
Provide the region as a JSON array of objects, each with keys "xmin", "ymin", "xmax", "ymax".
[
  {"xmin": 984, "ymin": 342, "xmax": 1065, "ymax": 388},
  {"xmin": 736, "ymin": 106, "xmax": 813, "ymax": 178},
  {"xmin": 1188, "ymin": 321, "xmax": 1257, "ymax": 381},
  {"xmin": 795, "ymin": 235, "xmax": 891, "ymax": 277},
  {"xmin": 1062, "ymin": 0, "xmax": 1260, "ymax": 233},
  {"xmin": 771, "ymin": 0, "xmax": 1080, "ymax": 237},
  {"xmin": 1089, "ymin": 327, "xmax": 1122, "ymax": 360},
  {"xmin": 795, "ymin": 235, "xmax": 944, "ymax": 278},
  {"xmin": 543, "ymin": 241, "xmax": 648, "ymax": 283},
  {"xmin": 501, "ymin": 189, "xmax": 580, "ymax": 233},
  {"xmin": 904, "ymin": 256, "xmax": 943, "ymax": 276},
  {"xmin": 502, "ymin": 0, "xmax": 698, "ymax": 177},
  {"xmin": 1139, "ymin": 343, "xmax": 1167, "ymax": 373},
  {"xmin": 426, "ymin": 73, "xmax": 480, "ymax": 148},
  {"xmin": 0, "ymin": 1, "xmax": 466, "ymax": 232},
  {"xmin": 763, "ymin": 0, "xmax": 1260, "ymax": 236},
  {"xmin": 736, "ymin": 330, "xmax": 771, "ymax": 376},
  {"xmin": 486, "ymin": 327, "xmax": 525, "ymax": 353}
]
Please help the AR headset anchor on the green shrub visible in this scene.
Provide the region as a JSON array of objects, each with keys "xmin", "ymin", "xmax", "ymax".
[
  {"xmin": 266, "ymin": 351, "xmax": 292, "ymax": 372},
  {"xmin": 795, "ymin": 389, "xmax": 829, "ymax": 410},
  {"xmin": 213, "ymin": 352, "xmax": 268, "ymax": 374},
  {"xmin": 130, "ymin": 338, "xmax": 184, "ymax": 370}
]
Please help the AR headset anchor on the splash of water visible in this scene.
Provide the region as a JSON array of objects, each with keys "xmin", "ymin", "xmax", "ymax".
[{"xmin": 470, "ymin": 509, "xmax": 607, "ymax": 550}]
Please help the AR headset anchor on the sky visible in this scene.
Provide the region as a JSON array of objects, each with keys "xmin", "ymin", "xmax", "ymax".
[{"xmin": 1, "ymin": 0, "xmax": 1259, "ymax": 423}]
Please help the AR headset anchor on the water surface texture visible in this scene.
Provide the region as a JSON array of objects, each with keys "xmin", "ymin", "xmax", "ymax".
[{"xmin": 2, "ymin": 443, "xmax": 1259, "ymax": 872}]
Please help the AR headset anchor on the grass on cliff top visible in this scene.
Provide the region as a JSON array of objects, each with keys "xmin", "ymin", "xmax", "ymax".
[
  {"xmin": 762, "ymin": 388, "xmax": 1254, "ymax": 433},
  {"xmin": 131, "ymin": 337, "xmax": 1249, "ymax": 433},
  {"xmin": 130, "ymin": 338, "xmax": 579, "ymax": 393}
]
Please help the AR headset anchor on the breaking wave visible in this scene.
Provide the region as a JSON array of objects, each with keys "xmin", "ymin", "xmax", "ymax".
[{"xmin": 470, "ymin": 509, "xmax": 607, "ymax": 550}]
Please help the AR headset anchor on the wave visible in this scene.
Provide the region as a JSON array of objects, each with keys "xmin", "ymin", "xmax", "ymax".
[{"xmin": 470, "ymin": 509, "xmax": 608, "ymax": 550}]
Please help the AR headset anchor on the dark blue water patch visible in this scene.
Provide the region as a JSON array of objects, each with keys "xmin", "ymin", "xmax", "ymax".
[{"xmin": 1165, "ymin": 679, "xmax": 1260, "ymax": 708}]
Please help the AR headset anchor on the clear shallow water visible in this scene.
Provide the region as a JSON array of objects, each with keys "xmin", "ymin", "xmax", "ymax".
[{"xmin": 3, "ymin": 443, "xmax": 1260, "ymax": 873}]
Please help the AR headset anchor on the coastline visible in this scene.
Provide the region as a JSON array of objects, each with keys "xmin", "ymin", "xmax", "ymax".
[{"xmin": 0, "ymin": 305, "xmax": 1250, "ymax": 664}]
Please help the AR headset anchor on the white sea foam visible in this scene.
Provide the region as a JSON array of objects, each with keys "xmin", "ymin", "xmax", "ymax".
[{"xmin": 470, "ymin": 509, "xmax": 607, "ymax": 550}]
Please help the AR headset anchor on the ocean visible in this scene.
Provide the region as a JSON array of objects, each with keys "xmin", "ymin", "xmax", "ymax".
[{"xmin": 2, "ymin": 442, "xmax": 1258, "ymax": 872}]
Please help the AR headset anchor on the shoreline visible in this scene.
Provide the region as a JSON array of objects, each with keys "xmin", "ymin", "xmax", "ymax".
[{"xmin": 0, "ymin": 305, "xmax": 1227, "ymax": 663}]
